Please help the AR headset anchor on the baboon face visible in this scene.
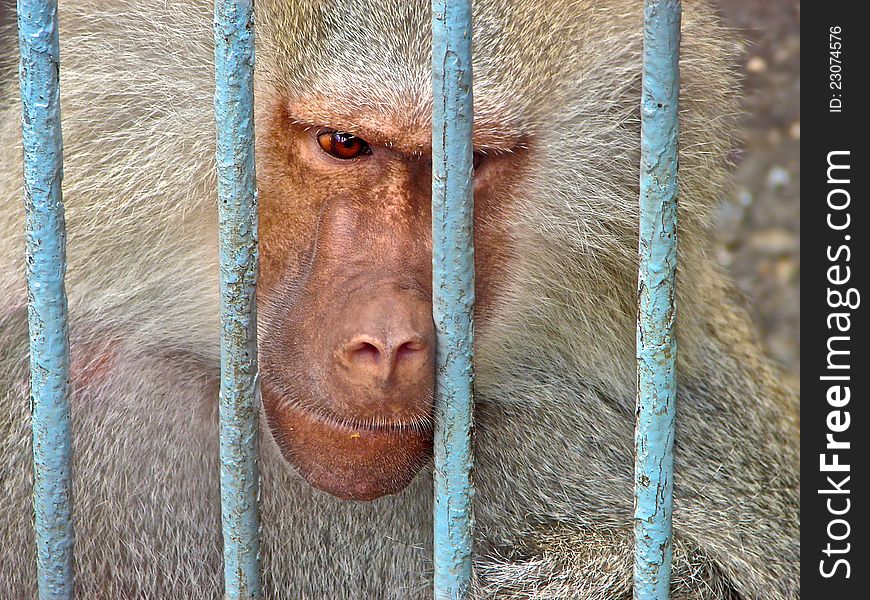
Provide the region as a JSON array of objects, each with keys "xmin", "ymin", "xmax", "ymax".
[{"xmin": 255, "ymin": 95, "xmax": 527, "ymax": 500}]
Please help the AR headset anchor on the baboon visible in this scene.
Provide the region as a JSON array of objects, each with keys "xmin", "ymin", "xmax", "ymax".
[{"xmin": 0, "ymin": 0, "xmax": 799, "ymax": 598}]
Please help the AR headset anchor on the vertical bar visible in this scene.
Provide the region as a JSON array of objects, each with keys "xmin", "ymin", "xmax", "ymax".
[
  {"xmin": 17, "ymin": 1, "xmax": 75, "ymax": 599},
  {"xmin": 214, "ymin": 1, "xmax": 261, "ymax": 598},
  {"xmin": 633, "ymin": 1, "xmax": 681, "ymax": 599},
  {"xmin": 431, "ymin": 0, "xmax": 475, "ymax": 598}
]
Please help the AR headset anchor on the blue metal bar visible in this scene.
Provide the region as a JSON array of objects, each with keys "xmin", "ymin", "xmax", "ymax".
[
  {"xmin": 431, "ymin": 0, "xmax": 475, "ymax": 598},
  {"xmin": 634, "ymin": 1, "xmax": 681, "ymax": 599},
  {"xmin": 214, "ymin": 1, "xmax": 261, "ymax": 598},
  {"xmin": 17, "ymin": 1, "xmax": 74, "ymax": 598}
]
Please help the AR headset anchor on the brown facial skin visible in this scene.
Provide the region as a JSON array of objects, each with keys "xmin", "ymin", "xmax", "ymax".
[{"xmin": 256, "ymin": 98, "xmax": 523, "ymax": 501}]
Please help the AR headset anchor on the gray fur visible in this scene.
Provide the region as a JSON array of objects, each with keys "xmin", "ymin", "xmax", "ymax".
[{"xmin": 0, "ymin": 1, "xmax": 798, "ymax": 598}]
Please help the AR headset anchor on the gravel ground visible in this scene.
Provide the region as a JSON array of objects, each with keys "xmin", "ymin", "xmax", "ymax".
[{"xmin": 713, "ymin": 0, "xmax": 801, "ymax": 389}]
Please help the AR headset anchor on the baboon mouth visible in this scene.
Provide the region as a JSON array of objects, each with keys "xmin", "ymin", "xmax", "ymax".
[
  {"xmin": 262, "ymin": 389, "xmax": 434, "ymax": 501},
  {"xmin": 300, "ymin": 406, "xmax": 434, "ymax": 436}
]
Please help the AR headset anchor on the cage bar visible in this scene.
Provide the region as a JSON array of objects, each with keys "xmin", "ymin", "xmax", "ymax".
[
  {"xmin": 214, "ymin": 1, "xmax": 262, "ymax": 598},
  {"xmin": 17, "ymin": 1, "xmax": 75, "ymax": 598},
  {"xmin": 431, "ymin": 0, "xmax": 476, "ymax": 598},
  {"xmin": 633, "ymin": 1, "xmax": 681, "ymax": 599}
]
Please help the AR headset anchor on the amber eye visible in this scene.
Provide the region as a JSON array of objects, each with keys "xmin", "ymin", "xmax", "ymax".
[{"xmin": 316, "ymin": 129, "xmax": 371, "ymax": 160}]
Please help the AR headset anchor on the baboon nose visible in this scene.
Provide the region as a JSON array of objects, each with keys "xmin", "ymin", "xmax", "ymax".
[
  {"xmin": 339, "ymin": 333, "xmax": 431, "ymax": 385},
  {"xmin": 334, "ymin": 293, "xmax": 435, "ymax": 390}
]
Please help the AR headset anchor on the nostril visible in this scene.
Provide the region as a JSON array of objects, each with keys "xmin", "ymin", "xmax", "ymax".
[
  {"xmin": 395, "ymin": 340, "xmax": 425, "ymax": 364},
  {"xmin": 344, "ymin": 340, "xmax": 383, "ymax": 365}
]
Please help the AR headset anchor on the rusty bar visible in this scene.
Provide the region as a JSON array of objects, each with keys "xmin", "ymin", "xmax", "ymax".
[
  {"xmin": 214, "ymin": 0, "xmax": 262, "ymax": 598},
  {"xmin": 431, "ymin": 0, "xmax": 476, "ymax": 598},
  {"xmin": 633, "ymin": 1, "xmax": 681, "ymax": 599},
  {"xmin": 17, "ymin": 1, "xmax": 75, "ymax": 598}
]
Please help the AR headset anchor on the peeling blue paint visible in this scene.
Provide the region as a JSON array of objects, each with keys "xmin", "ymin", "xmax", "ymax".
[
  {"xmin": 431, "ymin": 1, "xmax": 475, "ymax": 598},
  {"xmin": 214, "ymin": 1, "xmax": 262, "ymax": 598},
  {"xmin": 634, "ymin": 2, "xmax": 681, "ymax": 600},
  {"xmin": 17, "ymin": 1, "xmax": 75, "ymax": 598}
]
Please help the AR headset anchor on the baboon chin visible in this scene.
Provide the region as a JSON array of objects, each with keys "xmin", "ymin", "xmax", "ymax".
[{"xmin": 0, "ymin": 0, "xmax": 798, "ymax": 598}]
